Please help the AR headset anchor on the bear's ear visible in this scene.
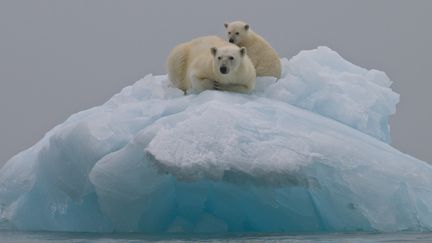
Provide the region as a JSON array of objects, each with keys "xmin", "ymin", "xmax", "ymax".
[
  {"xmin": 211, "ymin": 47, "xmax": 217, "ymax": 57},
  {"xmin": 240, "ymin": 47, "xmax": 246, "ymax": 57},
  {"xmin": 244, "ymin": 24, "xmax": 249, "ymax": 31},
  {"xmin": 224, "ymin": 23, "xmax": 228, "ymax": 28}
]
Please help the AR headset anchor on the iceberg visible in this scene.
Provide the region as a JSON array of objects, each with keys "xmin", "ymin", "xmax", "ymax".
[{"xmin": 1, "ymin": 46, "xmax": 431, "ymax": 233}]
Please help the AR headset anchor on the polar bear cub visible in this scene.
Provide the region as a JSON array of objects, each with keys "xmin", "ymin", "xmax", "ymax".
[
  {"xmin": 167, "ymin": 36, "xmax": 256, "ymax": 93},
  {"xmin": 224, "ymin": 21, "xmax": 281, "ymax": 79}
]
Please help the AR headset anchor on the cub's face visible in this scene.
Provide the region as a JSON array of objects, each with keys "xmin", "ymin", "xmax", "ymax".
[
  {"xmin": 211, "ymin": 46, "xmax": 246, "ymax": 75},
  {"xmin": 224, "ymin": 21, "xmax": 250, "ymax": 45}
]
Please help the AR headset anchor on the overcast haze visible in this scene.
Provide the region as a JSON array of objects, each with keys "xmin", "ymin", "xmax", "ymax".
[{"xmin": 0, "ymin": 0, "xmax": 431, "ymax": 167}]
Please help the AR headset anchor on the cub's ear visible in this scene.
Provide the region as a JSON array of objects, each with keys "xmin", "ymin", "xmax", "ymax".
[
  {"xmin": 244, "ymin": 24, "xmax": 249, "ymax": 31},
  {"xmin": 224, "ymin": 23, "xmax": 228, "ymax": 28},
  {"xmin": 211, "ymin": 47, "xmax": 218, "ymax": 56},
  {"xmin": 240, "ymin": 47, "xmax": 246, "ymax": 57}
]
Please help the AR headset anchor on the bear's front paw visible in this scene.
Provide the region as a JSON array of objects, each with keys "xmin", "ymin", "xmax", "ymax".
[{"xmin": 214, "ymin": 81, "xmax": 222, "ymax": 90}]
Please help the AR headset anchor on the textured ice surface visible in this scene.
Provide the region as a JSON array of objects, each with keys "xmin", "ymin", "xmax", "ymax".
[
  {"xmin": 1, "ymin": 47, "xmax": 431, "ymax": 233},
  {"xmin": 260, "ymin": 46, "xmax": 399, "ymax": 143}
]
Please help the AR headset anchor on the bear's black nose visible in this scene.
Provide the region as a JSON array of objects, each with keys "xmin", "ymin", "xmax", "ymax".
[
  {"xmin": 229, "ymin": 39, "xmax": 234, "ymax": 43},
  {"xmin": 220, "ymin": 66, "xmax": 228, "ymax": 74}
]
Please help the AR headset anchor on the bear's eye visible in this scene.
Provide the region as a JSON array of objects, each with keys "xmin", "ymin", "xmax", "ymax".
[
  {"xmin": 218, "ymin": 56, "xmax": 221, "ymax": 60},
  {"xmin": 236, "ymin": 32, "xmax": 239, "ymax": 35},
  {"xmin": 229, "ymin": 56, "xmax": 234, "ymax": 60},
  {"xmin": 228, "ymin": 32, "xmax": 231, "ymax": 35}
]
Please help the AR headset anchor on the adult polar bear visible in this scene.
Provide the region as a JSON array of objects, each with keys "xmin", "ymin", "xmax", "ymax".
[
  {"xmin": 225, "ymin": 21, "xmax": 281, "ymax": 79},
  {"xmin": 167, "ymin": 36, "xmax": 256, "ymax": 93}
]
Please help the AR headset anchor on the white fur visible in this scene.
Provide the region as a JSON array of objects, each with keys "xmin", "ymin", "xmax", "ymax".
[
  {"xmin": 167, "ymin": 36, "xmax": 256, "ymax": 93},
  {"xmin": 225, "ymin": 21, "xmax": 281, "ymax": 79}
]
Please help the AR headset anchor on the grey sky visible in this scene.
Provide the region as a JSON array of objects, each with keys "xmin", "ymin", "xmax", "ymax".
[{"xmin": 0, "ymin": 0, "xmax": 431, "ymax": 167}]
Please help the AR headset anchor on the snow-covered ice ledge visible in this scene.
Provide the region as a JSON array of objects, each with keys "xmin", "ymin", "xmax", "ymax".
[{"xmin": 1, "ymin": 47, "xmax": 431, "ymax": 233}]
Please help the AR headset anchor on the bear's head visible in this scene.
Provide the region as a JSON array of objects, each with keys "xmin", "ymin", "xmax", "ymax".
[
  {"xmin": 224, "ymin": 21, "xmax": 250, "ymax": 45},
  {"xmin": 211, "ymin": 45, "xmax": 247, "ymax": 75}
]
